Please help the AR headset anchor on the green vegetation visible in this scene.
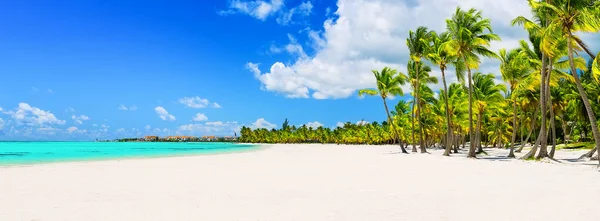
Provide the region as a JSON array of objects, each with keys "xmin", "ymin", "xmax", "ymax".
[{"xmin": 240, "ymin": 0, "xmax": 600, "ymax": 164}]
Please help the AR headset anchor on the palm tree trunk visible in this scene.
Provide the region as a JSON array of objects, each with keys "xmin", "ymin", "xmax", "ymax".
[
  {"xmin": 465, "ymin": 57, "xmax": 476, "ymax": 158},
  {"xmin": 411, "ymin": 98, "xmax": 417, "ymax": 152},
  {"xmin": 547, "ymin": 62, "xmax": 557, "ymax": 158},
  {"xmin": 521, "ymin": 130, "xmax": 542, "ymax": 159},
  {"xmin": 383, "ymin": 97, "xmax": 408, "ymax": 153},
  {"xmin": 561, "ymin": 115, "xmax": 567, "ymax": 145},
  {"xmin": 517, "ymin": 107, "xmax": 537, "ymax": 153},
  {"xmin": 567, "ymin": 32, "xmax": 600, "ymax": 165},
  {"xmin": 508, "ymin": 96, "xmax": 518, "ymax": 158},
  {"xmin": 476, "ymin": 113, "xmax": 484, "ymax": 154},
  {"xmin": 415, "ymin": 62, "xmax": 424, "ymax": 153},
  {"xmin": 537, "ymin": 55, "xmax": 549, "ymax": 159},
  {"xmin": 441, "ymin": 68, "xmax": 453, "ymax": 156},
  {"xmin": 574, "ymin": 37, "xmax": 595, "ymax": 58}
]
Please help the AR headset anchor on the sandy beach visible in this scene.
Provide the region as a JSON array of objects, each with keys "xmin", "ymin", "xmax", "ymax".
[{"xmin": 1, "ymin": 144, "xmax": 599, "ymax": 221}]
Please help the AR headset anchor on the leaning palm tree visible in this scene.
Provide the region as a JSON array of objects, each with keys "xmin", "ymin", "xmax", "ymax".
[
  {"xmin": 446, "ymin": 7, "xmax": 501, "ymax": 158},
  {"xmin": 426, "ymin": 31, "xmax": 464, "ymax": 156},
  {"xmin": 359, "ymin": 67, "xmax": 409, "ymax": 153},
  {"xmin": 499, "ymin": 48, "xmax": 531, "ymax": 157},
  {"xmin": 407, "ymin": 26, "xmax": 433, "ymax": 153},
  {"xmin": 530, "ymin": 0, "xmax": 600, "ymax": 162}
]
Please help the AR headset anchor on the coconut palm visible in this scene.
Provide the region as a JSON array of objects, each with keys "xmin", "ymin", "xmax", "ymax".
[
  {"xmin": 358, "ymin": 67, "xmax": 409, "ymax": 153},
  {"xmin": 407, "ymin": 26, "xmax": 433, "ymax": 153},
  {"xmin": 426, "ymin": 31, "xmax": 464, "ymax": 156},
  {"xmin": 407, "ymin": 60, "xmax": 438, "ymax": 153},
  {"xmin": 499, "ymin": 48, "xmax": 531, "ymax": 157},
  {"xmin": 472, "ymin": 72, "xmax": 508, "ymax": 153},
  {"xmin": 529, "ymin": 0, "xmax": 600, "ymax": 162},
  {"xmin": 446, "ymin": 7, "xmax": 500, "ymax": 158}
]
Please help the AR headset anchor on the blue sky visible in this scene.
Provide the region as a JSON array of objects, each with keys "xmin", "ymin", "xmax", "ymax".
[{"xmin": 0, "ymin": 0, "xmax": 597, "ymax": 140}]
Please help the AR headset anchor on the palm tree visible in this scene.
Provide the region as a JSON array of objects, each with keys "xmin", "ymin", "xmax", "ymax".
[
  {"xmin": 407, "ymin": 60, "xmax": 438, "ymax": 153},
  {"xmin": 426, "ymin": 31, "xmax": 464, "ymax": 156},
  {"xmin": 358, "ymin": 67, "xmax": 409, "ymax": 153},
  {"xmin": 499, "ymin": 48, "xmax": 531, "ymax": 157},
  {"xmin": 530, "ymin": 0, "xmax": 600, "ymax": 162},
  {"xmin": 446, "ymin": 7, "xmax": 501, "ymax": 158},
  {"xmin": 407, "ymin": 26, "xmax": 433, "ymax": 153},
  {"xmin": 472, "ymin": 72, "xmax": 508, "ymax": 153}
]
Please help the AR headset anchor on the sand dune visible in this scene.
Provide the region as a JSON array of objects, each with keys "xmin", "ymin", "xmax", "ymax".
[{"xmin": 1, "ymin": 144, "xmax": 598, "ymax": 221}]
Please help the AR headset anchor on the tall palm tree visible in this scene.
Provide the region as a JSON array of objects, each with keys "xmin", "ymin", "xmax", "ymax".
[
  {"xmin": 446, "ymin": 7, "xmax": 501, "ymax": 158},
  {"xmin": 426, "ymin": 31, "xmax": 464, "ymax": 156},
  {"xmin": 472, "ymin": 72, "xmax": 508, "ymax": 152},
  {"xmin": 407, "ymin": 26, "xmax": 433, "ymax": 153},
  {"xmin": 407, "ymin": 60, "xmax": 438, "ymax": 153},
  {"xmin": 531, "ymin": 0, "xmax": 600, "ymax": 162},
  {"xmin": 358, "ymin": 67, "xmax": 409, "ymax": 153},
  {"xmin": 499, "ymin": 48, "xmax": 531, "ymax": 157}
]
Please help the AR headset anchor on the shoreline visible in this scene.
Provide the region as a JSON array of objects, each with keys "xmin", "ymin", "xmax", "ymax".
[{"xmin": 0, "ymin": 143, "xmax": 265, "ymax": 168}]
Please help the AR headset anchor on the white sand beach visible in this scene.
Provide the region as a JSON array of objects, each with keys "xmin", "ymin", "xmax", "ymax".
[{"xmin": 1, "ymin": 144, "xmax": 599, "ymax": 221}]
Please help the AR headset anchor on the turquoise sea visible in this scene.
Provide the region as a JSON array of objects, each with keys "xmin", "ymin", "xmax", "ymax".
[{"xmin": 0, "ymin": 142, "xmax": 256, "ymax": 165}]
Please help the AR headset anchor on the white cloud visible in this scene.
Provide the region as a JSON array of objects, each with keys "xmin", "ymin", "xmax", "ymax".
[
  {"xmin": 212, "ymin": 102, "xmax": 222, "ymax": 108},
  {"xmin": 219, "ymin": 0, "xmax": 284, "ymax": 20},
  {"xmin": 276, "ymin": 1, "xmax": 313, "ymax": 25},
  {"xmin": 154, "ymin": 106, "xmax": 176, "ymax": 121},
  {"xmin": 144, "ymin": 125, "xmax": 151, "ymax": 131},
  {"xmin": 67, "ymin": 126, "xmax": 78, "ymax": 133},
  {"xmin": 12, "ymin": 103, "xmax": 66, "ymax": 126},
  {"xmin": 0, "ymin": 118, "xmax": 4, "ymax": 130},
  {"xmin": 118, "ymin": 105, "xmax": 137, "ymax": 111},
  {"xmin": 336, "ymin": 122, "xmax": 345, "ymax": 128},
  {"xmin": 192, "ymin": 113, "xmax": 209, "ymax": 122},
  {"xmin": 177, "ymin": 121, "xmax": 240, "ymax": 135},
  {"xmin": 248, "ymin": 0, "xmax": 532, "ymax": 99},
  {"xmin": 250, "ymin": 118, "xmax": 276, "ymax": 129},
  {"xmin": 179, "ymin": 96, "xmax": 210, "ymax": 108},
  {"xmin": 71, "ymin": 115, "xmax": 90, "ymax": 125},
  {"xmin": 116, "ymin": 128, "xmax": 126, "ymax": 133},
  {"xmin": 305, "ymin": 121, "xmax": 323, "ymax": 128}
]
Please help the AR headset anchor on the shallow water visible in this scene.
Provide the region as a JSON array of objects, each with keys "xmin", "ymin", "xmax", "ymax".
[{"xmin": 0, "ymin": 142, "xmax": 256, "ymax": 165}]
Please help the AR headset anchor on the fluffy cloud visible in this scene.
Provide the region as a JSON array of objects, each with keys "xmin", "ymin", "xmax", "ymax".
[
  {"xmin": 192, "ymin": 113, "xmax": 209, "ymax": 122},
  {"xmin": 212, "ymin": 102, "xmax": 222, "ymax": 108},
  {"xmin": 71, "ymin": 115, "xmax": 90, "ymax": 125},
  {"xmin": 154, "ymin": 106, "xmax": 176, "ymax": 121},
  {"xmin": 219, "ymin": 0, "xmax": 284, "ymax": 20},
  {"xmin": 178, "ymin": 96, "xmax": 211, "ymax": 108},
  {"xmin": 177, "ymin": 121, "xmax": 240, "ymax": 135},
  {"xmin": 12, "ymin": 103, "xmax": 66, "ymax": 126},
  {"xmin": 220, "ymin": 0, "xmax": 312, "ymax": 25},
  {"xmin": 248, "ymin": 0, "xmax": 532, "ymax": 99},
  {"xmin": 305, "ymin": 121, "xmax": 324, "ymax": 128},
  {"xmin": 67, "ymin": 126, "xmax": 78, "ymax": 133},
  {"xmin": 336, "ymin": 122, "xmax": 345, "ymax": 128},
  {"xmin": 118, "ymin": 105, "xmax": 137, "ymax": 111},
  {"xmin": 250, "ymin": 118, "xmax": 276, "ymax": 129},
  {"xmin": 276, "ymin": 1, "xmax": 313, "ymax": 25}
]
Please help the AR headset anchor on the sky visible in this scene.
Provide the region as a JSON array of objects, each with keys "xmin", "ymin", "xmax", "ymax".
[{"xmin": 0, "ymin": 0, "xmax": 597, "ymax": 141}]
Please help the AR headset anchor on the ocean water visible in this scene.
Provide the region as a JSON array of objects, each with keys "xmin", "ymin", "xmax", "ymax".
[{"xmin": 0, "ymin": 142, "xmax": 257, "ymax": 165}]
